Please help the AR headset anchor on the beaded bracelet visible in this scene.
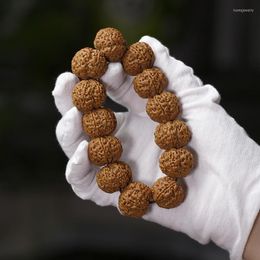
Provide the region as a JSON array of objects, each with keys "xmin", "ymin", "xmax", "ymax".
[{"xmin": 70, "ymin": 27, "xmax": 194, "ymax": 218}]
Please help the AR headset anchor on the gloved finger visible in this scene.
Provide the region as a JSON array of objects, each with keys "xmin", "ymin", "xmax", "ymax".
[
  {"xmin": 52, "ymin": 72, "xmax": 79, "ymax": 116},
  {"xmin": 56, "ymin": 107, "xmax": 126, "ymax": 158},
  {"xmin": 101, "ymin": 61, "xmax": 148, "ymax": 115},
  {"xmin": 101, "ymin": 62, "xmax": 126, "ymax": 95},
  {"xmin": 66, "ymin": 140, "xmax": 120, "ymax": 207},
  {"xmin": 139, "ymin": 36, "xmax": 203, "ymax": 93},
  {"xmin": 113, "ymin": 112, "xmax": 127, "ymax": 135},
  {"xmin": 56, "ymin": 106, "xmax": 85, "ymax": 158},
  {"xmin": 65, "ymin": 140, "xmax": 92, "ymax": 185},
  {"xmin": 101, "ymin": 62, "xmax": 139, "ymax": 112}
]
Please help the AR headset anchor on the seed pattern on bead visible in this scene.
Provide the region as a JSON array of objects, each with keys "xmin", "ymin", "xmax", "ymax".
[
  {"xmin": 159, "ymin": 148, "xmax": 193, "ymax": 178},
  {"xmin": 146, "ymin": 91, "xmax": 180, "ymax": 123},
  {"xmin": 71, "ymin": 47, "xmax": 108, "ymax": 79},
  {"xmin": 88, "ymin": 136, "xmax": 122, "ymax": 166},
  {"xmin": 82, "ymin": 108, "xmax": 117, "ymax": 138},
  {"xmin": 119, "ymin": 182, "xmax": 153, "ymax": 218},
  {"xmin": 122, "ymin": 42, "xmax": 155, "ymax": 76},
  {"xmin": 96, "ymin": 161, "xmax": 132, "ymax": 193},
  {"xmin": 72, "ymin": 80, "xmax": 106, "ymax": 113},
  {"xmin": 152, "ymin": 176, "xmax": 186, "ymax": 208},
  {"xmin": 94, "ymin": 27, "xmax": 127, "ymax": 62},
  {"xmin": 133, "ymin": 67, "xmax": 168, "ymax": 98},
  {"xmin": 154, "ymin": 120, "xmax": 191, "ymax": 150}
]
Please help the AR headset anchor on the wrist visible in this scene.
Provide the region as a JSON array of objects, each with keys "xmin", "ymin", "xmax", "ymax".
[{"xmin": 243, "ymin": 212, "xmax": 260, "ymax": 260}]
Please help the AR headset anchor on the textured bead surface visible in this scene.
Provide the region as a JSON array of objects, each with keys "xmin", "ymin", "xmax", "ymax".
[
  {"xmin": 94, "ymin": 27, "xmax": 127, "ymax": 62},
  {"xmin": 146, "ymin": 91, "xmax": 180, "ymax": 123},
  {"xmin": 118, "ymin": 182, "xmax": 152, "ymax": 218},
  {"xmin": 152, "ymin": 176, "xmax": 186, "ymax": 208},
  {"xmin": 159, "ymin": 148, "xmax": 193, "ymax": 177},
  {"xmin": 154, "ymin": 120, "xmax": 191, "ymax": 150},
  {"xmin": 133, "ymin": 67, "xmax": 168, "ymax": 98},
  {"xmin": 71, "ymin": 47, "xmax": 108, "ymax": 79},
  {"xmin": 72, "ymin": 80, "xmax": 106, "ymax": 113},
  {"xmin": 96, "ymin": 161, "xmax": 132, "ymax": 193},
  {"xmin": 82, "ymin": 108, "xmax": 117, "ymax": 138},
  {"xmin": 88, "ymin": 136, "xmax": 123, "ymax": 166},
  {"xmin": 122, "ymin": 42, "xmax": 155, "ymax": 76}
]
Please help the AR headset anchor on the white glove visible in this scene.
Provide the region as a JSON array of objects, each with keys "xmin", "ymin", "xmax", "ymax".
[{"xmin": 52, "ymin": 36, "xmax": 260, "ymax": 260}]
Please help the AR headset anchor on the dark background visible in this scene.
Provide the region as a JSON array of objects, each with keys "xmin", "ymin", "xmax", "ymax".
[{"xmin": 1, "ymin": 0, "xmax": 259, "ymax": 259}]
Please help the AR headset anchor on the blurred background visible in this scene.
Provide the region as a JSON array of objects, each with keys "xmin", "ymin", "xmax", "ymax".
[{"xmin": 1, "ymin": 0, "xmax": 259, "ymax": 259}]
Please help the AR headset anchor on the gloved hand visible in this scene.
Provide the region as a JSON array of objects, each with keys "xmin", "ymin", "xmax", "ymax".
[{"xmin": 52, "ymin": 36, "xmax": 260, "ymax": 260}]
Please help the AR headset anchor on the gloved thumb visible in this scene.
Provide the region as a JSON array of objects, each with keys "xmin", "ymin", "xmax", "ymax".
[
  {"xmin": 101, "ymin": 62, "xmax": 138, "ymax": 112},
  {"xmin": 101, "ymin": 62, "xmax": 126, "ymax": 94},
  {"xmin": 101, "ymin": 61, "xmax": 148, "ymax": 115}
]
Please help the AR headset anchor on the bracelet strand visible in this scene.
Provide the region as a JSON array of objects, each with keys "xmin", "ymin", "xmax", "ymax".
[{"xmin": 70, "ymin": 27, "xmax": 194, "ymax": 218}]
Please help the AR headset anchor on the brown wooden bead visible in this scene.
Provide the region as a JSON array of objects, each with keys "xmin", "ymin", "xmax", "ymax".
[
  {"xmin": 159, "ymin": 148, "xmax": 193, "ymax": 178},
  {"xmin": 146, "ymin": 91, "xmax": 180, "ymax": 123},
  {"xmin": 72, "ymin": 80, "xmax": 106, "ymax": 113},
  {"xmin": 154, "ymin": 120, "xmax": 191, "ymax": 150},
  {"xmin": 82, "ymin": 108, "xmax": 117, "ymax": 138},
  {"xmin": 88, "ymin": 136, "xmax": 122, "ymax": 166},
  {"xmin": 96, "ymin": 161, "xmax": 132, "ymax": 193},
  {"xmin": 119, "ymin": 182, "xmax": 152, "ymax": 218},
  {"xmin": 71, "ymin": 47, "xmax": 108, "ymax": 79},
  {"xmin": 152, "ymin": 176, "xmax": 186, "ymax": 208},
  {"xmin": 122, "ymin": 42, "xmax": 155, "ymax": 76},
  {"xmin": 133, "ymin": 67, "xmax": 168, "ymax": 98},
  {"xmin": 94, "ymin": 27, "xmax": 127, "ymax": 62}
]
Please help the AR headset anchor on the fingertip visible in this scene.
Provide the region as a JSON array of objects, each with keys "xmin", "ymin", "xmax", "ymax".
[
  {"xmin": 66, "ymin": 140, "xmax": 91, "ymax": 185},
  {"xmin": 114, "ymin": 112, "xmax": 126, "ymax": 134},
  {"xmin": 56, "ymin": 107, "xmax": 85, "ymax": 158},
  {"xmin": 77, "ymin": 139, "xmax": 88, "ymax": 153},
  {"xmin": 53, "ymin": 72, "xmax": 77, "ymax": 94},
  {"xmin": 56, "ymin": 107, "xmax": 82, "ymax": 146},
  {"xmin": 139, "ymin": 35, "xmax": 170, "ymax": 58},
  {"xmin": 139, "ymin": 35, "xmax": 155, "ymax": 43},
  {"xmin": 71, "ymin": 140, "xmax": 89, "ymax": 166},
  {"xmin": 101, "ymin": 62, "xmax": 126, "ymax": 92},
  {"xmin": 95, "ymin": 191, "xmax": 120, "ymax": 207},
  {"xmin": 53, "ymin": 72, "xmax": 79, "ymax": 115}
]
